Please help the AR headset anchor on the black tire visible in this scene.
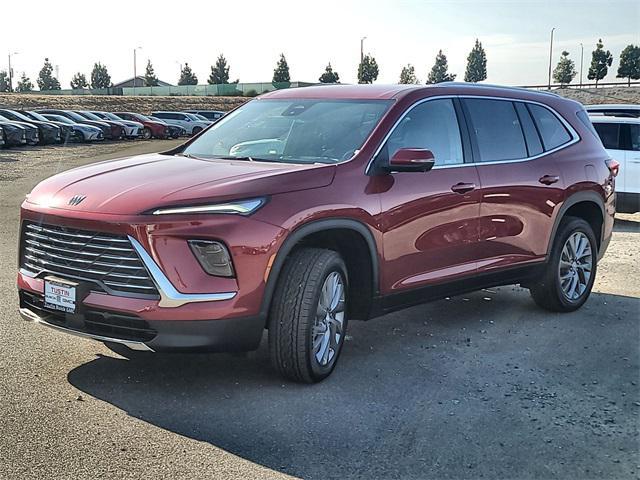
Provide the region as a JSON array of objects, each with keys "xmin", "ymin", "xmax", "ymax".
[
  {"xmin": 529, "ymin": 216, "xmax": 598, "ymax": 312},
  {"xmin": 142, "ymin": 127, "xmax": 152, "ymax": 140},
  {"xmin": 191, "ymin": 126, "xmax": 203, "ymax": 136},
  {"xmin": 103, "ymin": 342, "xmax": 154, "ymax": 360},
  {"xmin": 268, "ymin": 248, "xmax": 349, "ymax": 383}
]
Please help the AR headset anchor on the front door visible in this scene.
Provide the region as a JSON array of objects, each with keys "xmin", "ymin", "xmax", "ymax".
[{"xmin": 377, "ymin": 98, "xmax": 481, "ymax": 295}]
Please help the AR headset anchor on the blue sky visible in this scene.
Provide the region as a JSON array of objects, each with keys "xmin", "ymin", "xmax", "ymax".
[{"xmin": 2, "ymin": 0, "xmax": 639, "ymax": 88}]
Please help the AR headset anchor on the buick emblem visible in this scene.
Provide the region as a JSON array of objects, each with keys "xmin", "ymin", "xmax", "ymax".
[{"xmin": 68, "ymin": 195, "xmax": 86, "ymax": 206}]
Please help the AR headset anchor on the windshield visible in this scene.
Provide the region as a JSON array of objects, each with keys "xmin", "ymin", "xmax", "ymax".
[
  {"xmin": 65, "ymin": 111, "xmax": 88, "ymax": 122},
  {"xmin": 45, "ymin": 115, "xmax": 73, "ymax": 124},
  {"xmin": 78, "ymin": 111, "xmax": 103, "ymax": 121},
  {"xmin": 182, "ymin": 99, "xmax": 391, "ymax": 164},
  {"xmin": 26, "ymin": 111, "xmax": 49, "ymax": 122},
  {"xmin": 1, "ymin": 110, "xmax": 30, "ymax": 121},
  {"xmin": 101, "ymin": 112, "xmax": 121, "ymax": 121}
]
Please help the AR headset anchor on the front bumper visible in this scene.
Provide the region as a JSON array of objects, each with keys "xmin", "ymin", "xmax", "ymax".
[
  {"xmin": 17, "ymin": 205, "xmax": 285, "ymax": 351},
  {"xmin": 19, "ymin": 291, "xmax": 264, "ymax": 352}
]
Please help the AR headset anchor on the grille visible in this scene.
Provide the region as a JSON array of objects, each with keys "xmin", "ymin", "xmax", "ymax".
[
  {"xmin": 21, "ymin": 222, "xmax": 159, "ymax": 298},
  {"xmin": 20, "ymin": 291, "xmax": 157, "ymax": 342}
]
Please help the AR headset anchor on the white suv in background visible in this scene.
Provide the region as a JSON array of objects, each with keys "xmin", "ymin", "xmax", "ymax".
[
  {"xmin": 590, "ymin": 115, "xmax": 640, "ymax": 213},
  {"xmin": 150, "ymin": 111, "xmax": 211, "ymax": 135}
]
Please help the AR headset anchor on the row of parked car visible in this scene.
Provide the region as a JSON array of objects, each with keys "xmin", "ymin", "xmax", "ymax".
[{"xmin": 0, "ymin": 109, "xmax": 226, "ymax": 148}]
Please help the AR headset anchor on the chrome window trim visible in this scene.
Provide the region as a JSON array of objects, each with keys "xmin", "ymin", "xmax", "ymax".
[
  {"xmin": 365, "ymin": 94, "xmax": 580, "ymax": 174},
  {"xmin": 128, "ymin": 236, "xmax": 237, "ymax": 308}
]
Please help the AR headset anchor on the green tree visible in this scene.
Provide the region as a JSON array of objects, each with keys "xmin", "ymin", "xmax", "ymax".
[
  {"xmin": 90, "ymin": 62, "xmax": 111, "ymax": 89},
  {"xmin": 16, "ymin": 72, "xmax": 34, "ymax": 92},
  {"xmin": 587, "ymin": 39, "xmax": 613, "ymax": 87},
  {"xmin": 178, "ymin": 62, "xmax": 198, "ymax": 85},
  {"xmin": 144, "ymin": 60, "xmax": 159, "ymax": 86},
  {"xmin": 464, "ymin": 39, "xmax": 487, "ymax": 83},
  {"xmin": 319, "ymin": 63, "xmax": 340, "ymax": 83},
  {"xmin": 616, "ymin": 44, "xmax": 640, "ymax": 86},
  {"xmin": 552, "ymin": 51, "xmax": 577, "ymax": 86},
  {"xmin": 37, "ymin": 58, "xmax": 61, "ymax": 91},
  {"xmin": 272, "ymin": 54, "xmax": 291, "ymax": 85},
  {"xmin": 399, "ymin": 64, "xmax": 418, "ymax": 84},
  {"xmin": 357, "ymin": 54, "xmax": 379, "ymax": 84},
  {"xmin": 0, "ymin": 71, "xmax": 9, "ymax": 92},
  {"xmin": 427, "ymin": 50, "xmax": 456, "ymax": 84},
  {"xmin": 208, "ymin": 54, "xmax": 231, "ymax": 84},
  {"xmin": 70, "ymin": 72, "xmax": 89, "ymax": 89}
]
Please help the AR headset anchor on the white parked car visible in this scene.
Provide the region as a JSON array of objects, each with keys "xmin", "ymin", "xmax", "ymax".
[
  {"xmin": 590, "ymin": 115, "xmax": 640, "ymax": 213},
  {"xmin": 150, "ymin": 111, "xmax": 211, "ymax": 135},
  {"xmin": 586, "ymin": 104, "xmax": 640, "ymax": 118}
]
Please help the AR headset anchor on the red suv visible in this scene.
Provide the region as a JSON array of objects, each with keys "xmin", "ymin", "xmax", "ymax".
[{"xmin": 17, "ymin": 84, "xmax": 616, "ymax": 383}]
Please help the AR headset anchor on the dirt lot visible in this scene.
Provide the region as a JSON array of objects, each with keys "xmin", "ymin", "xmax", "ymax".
[
  {"xmin": 0, "ymin": 86, "xmax": 637, "ymax": 117},
  {"xmin": 0, "ymin": 142, "xmax": 638, "ymax": 480}
]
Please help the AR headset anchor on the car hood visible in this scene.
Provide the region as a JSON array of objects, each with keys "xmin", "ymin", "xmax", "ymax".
[{"xmin": 26, "ymin": 153, "xmax": 336, "ymax": 215}]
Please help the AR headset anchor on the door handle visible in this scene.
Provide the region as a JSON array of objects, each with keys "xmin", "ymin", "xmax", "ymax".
[
  {"xmin": 539, "ymin": 175, "xmax": 560, "ymax": 185},
  {"xmin": 451, "ymin": 182, "xmax": 476, "ymax": 194}
]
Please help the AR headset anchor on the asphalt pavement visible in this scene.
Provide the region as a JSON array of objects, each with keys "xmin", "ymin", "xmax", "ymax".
[{"xmin": 1, "ymin": 142, "xmax": 638, "ymax": 479}]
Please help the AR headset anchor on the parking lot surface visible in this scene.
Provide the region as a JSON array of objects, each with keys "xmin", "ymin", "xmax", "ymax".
[{"xmin": 1, "ymin": 143, "xmax": 638, "ymax": 479}]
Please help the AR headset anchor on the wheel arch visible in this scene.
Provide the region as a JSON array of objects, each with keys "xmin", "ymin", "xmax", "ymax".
[
  {"xmin": 261, "ymin": 218, "xmax": 380, "ymax": 322},
  {"xmin": 548, "ymin": 191, "xmax": 606, "ymax": 256}
]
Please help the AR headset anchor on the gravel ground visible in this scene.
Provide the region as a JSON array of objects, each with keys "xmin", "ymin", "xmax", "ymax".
[{"xmin": 0, "ymin": 142, "xmax": 638, "ymax": 480}]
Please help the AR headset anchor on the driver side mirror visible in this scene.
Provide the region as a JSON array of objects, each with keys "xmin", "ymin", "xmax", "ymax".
[{"xmin": 385, "ymin": 148, "xmax": 435, "ymax": 173}]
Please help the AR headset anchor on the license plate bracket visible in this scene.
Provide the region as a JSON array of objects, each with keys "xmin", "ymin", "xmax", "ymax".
[{"xmin": 44, "ymin": 276, "xmax": 80, "ymax": 314}]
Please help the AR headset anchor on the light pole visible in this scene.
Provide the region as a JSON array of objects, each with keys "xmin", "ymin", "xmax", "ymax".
[
  {"xmin": 133, "ymin": 46, "xmax": 142, "ymax": 94},
  {"xmin": 7, "ymin": 51, "xmax": 18, "ymax": 92},
  {"xmin": 579, "ymin": 43, "xmax": 584, "ymax": 88},
  {"xmin": 360, "ymin": 36, "xmax": 367, "ymax": 64},
  {"xmin": 547, "ymin": 27, "xmax": 555, "ymax": 90}
]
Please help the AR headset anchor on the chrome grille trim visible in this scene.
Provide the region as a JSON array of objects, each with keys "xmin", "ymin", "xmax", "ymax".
[{"xmin": 20, "ymin": 222, "xmax": 159, "ymax": 298}]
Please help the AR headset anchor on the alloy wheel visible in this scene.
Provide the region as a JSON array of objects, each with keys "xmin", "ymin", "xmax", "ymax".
[
  {"xmin": 558, "ymin": 231, "xmax": 593, "ymax": 301},
  {"xmin": 312, "ymin": 271, "xmax": 345, "ymax": 367}
]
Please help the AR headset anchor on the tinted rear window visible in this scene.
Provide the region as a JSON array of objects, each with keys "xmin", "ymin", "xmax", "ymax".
[
  {"xmin": 464, "ymin": 98, "xmax": 527, "ymax": 162},
  {"xmin": 593, "ymin": 123, "xmax": 620, "ymax": 149},
  {"xmin": 527, "ymin": 104, "xmax": 572, "ymax": 151}
]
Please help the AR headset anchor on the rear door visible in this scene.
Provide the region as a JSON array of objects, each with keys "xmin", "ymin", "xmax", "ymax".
[
  {"xmin": 377, "ymin": 98, "xmax": 481, "ymax": 295},
  {"xmin": 461, "ymin": 97, "xmax": 571, "ymax": 272}
]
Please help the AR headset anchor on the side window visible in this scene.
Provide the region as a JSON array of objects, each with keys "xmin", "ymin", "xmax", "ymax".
[
  {"xmin": 385, "ymin": 99, "xmax": 464, "ymax": 166},
  {"xmin": 527, "ymin": 104, "xmax": 572, "ymax": 151},
  {"xmin": 593, "ymin": 123, "xmax": 620, "ymax": 149},
  {"xmin": 514, "ymin": 102, "xmax": 543, "ymax": 157},
  {"xmin": 629, "ymin": 124, "xmax": 640, "ymax": 151},
  {"xmin": 464, "ymin": 98, "xmax": 527, "ymax": 162}
]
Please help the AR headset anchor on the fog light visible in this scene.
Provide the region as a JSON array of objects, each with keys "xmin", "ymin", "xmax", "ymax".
[{"xmin": 188, "ymin": 240, "xmax": 235, "ymax": 277}]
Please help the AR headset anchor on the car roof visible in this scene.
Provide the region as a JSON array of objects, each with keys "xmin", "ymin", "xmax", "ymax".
[
  {"xmin": 589, "ymin": 115, "xmax": 640, "ymax": 124},
  {"xmin": 585, "ymin": 104, "xmax": 640, "ymax": 110},
  {"xmin": 259, "ymin": 82, "xmax": 564, "ymax": 102}
]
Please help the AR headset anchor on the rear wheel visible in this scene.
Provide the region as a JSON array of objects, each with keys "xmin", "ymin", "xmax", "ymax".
[
  {"xmin": 529, "ymin": 217, "xmax": 597, "ymax": 312},
  {"xmin": 142, "ymin": 127, "xmax": 152, "ymax": 140},
  {"xmin": 268, "ymin": 248, "xmax": 348, "ymax": 383}
]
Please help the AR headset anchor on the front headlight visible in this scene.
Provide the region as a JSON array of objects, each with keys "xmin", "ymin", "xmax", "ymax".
[{"xmin": 151, "ymin": 197, "xmax": 267, "ymax": 216}]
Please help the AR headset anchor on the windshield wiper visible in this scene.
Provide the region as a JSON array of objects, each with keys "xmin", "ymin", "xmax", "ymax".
[{"xmin": 211, "ymin": 156, "xmax": 281, "ymax": 163}]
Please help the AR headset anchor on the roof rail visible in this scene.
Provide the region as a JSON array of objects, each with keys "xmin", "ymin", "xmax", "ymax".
[{"xmin": 435, "ymin": 81, "xmax": 561, "ymax": 97}]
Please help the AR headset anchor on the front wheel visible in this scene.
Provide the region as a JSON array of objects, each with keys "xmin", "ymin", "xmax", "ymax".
[
  {"xmin": 191, "ymin": 126, "xmax": 203, "ymax": 136},
  {"xmin": 268, "ymin": 248, "xmax": 348, "ymax": 383},
  {"xmin": 529, "ymin": 217, "xmax": 597, "ymax": 312}
]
